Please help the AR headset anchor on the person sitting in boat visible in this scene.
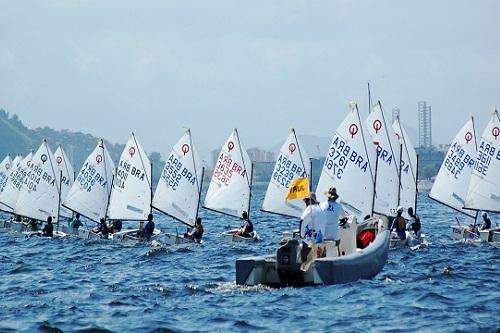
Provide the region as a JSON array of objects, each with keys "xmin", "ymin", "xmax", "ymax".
[
  {"xmin": 390, "ymin": 206, "xmax": 406, "ymax": 240},
  {"xmin": 42, "ymin": 216, "xmax": 54, "ymax": 237},
  {"xmin": 96, "ymin": 218, "xmax": 109, "ymax": 239},
  {"xmin": 28, "ymin": 218, "xmax": 38, "ymax": 232},
  {"xmin": 234, "ymin": 211, "xmax": 254, "ymax": 238},
  {"xmin": 299, "ymin": 192, "xmax": 323, "ymax": 240},
  {"xmin": 142, "ymin": 214, "xmax": 155, "ymax": 241},
  {"xmin": 481, "ymin": 212, "xmax": 492, "ymax": 230},
  {"xmin": 406, "ymin": 207, "xmax": 421, "ymax": 237},
  {"xmin": 108, "ymin": 219, "xmax": 122, "ymax": 234},
  {"xmin": 319, "ymin": 187, "xmax": 345, "ymax": 246},
  {"xmin": 185, "ymin": 217, "xmax": 204, "ymax": 242},
  {"xmin": 70, "ymin": 213, "xmax": 83, "ymax": 230}
]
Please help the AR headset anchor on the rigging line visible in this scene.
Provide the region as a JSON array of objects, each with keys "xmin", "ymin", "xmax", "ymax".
[
  {"xmin": 235, "ymin": 128, "xmax": 252, "ymax": 189},
  {"xmin": 292, "ymin": 128, "xmax": 308, "ymax": 178},
  {"xmin": 356, "ymin": 103, "xmax": 376, "ymax": 185}
]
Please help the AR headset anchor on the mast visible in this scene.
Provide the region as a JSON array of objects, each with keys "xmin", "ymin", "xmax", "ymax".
[
  {"xmin": 150, "ymin": 160, "xmax": 153, "ymax": 215},
  {"xmin": 235, "ymin": 128, "xmax": 252, "ymax": 219},
  {"xmin": 56, "ymin": 170, "xmax": 63, "ymax": 232},
  {"xmin": 247, "ymin": 163, "xmax": 254, "ymax": 220},
  {"xmin": 367, "ymin": 82, "xmax": 372, "ymax": 116},
  {"xmin": 397, "ymin": 143, "xmax": 403, "ymax": 206},
  {"xmin": 414, "ymin": 154, "xmax": 419, "ymax": 214},
  {"xmin": 371, "ymin": 152, "xmax": 379, "ymax": 216},
  {"xmin": 195, "ymin": 167, "xmax": 205, "ymax": 221}
]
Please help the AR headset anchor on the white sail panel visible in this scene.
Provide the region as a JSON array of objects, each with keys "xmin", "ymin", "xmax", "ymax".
[
  {"xmin": 464, "ymin": 111, "xmax": 500, "ymax": 212},
  {"xmin": 365, "ymin": 101, "xmax": 400, "ymax": 216},
  {"xmin": 204, "ymin": 129, "xmax": 253, "ymax": 218},
  {"xmin": 0, "ymin": 154, "xmax": 13, "ymax": 212},
  {"xmin": 316, "ymin": 103, "xmax": 376, "ymax": 218},
  {"xmin": 262, "ymin": 129, "xmax": 311, "ymax": 218},
  {"xmin": 392, "ymin": 117, "xmax": 418, "ymax": 216},
  {"xmin": 429, "ymin": 118, "xmax": 477, "ymax": 217},
  {"xmin": 54, "ymin": 145, "xmax": 75, "ymax": 219},
  {"xmin": 0, "ymin": 153, "xmax": 32, "ymax": 213},
  {"xmin": 152, "ymin": 129, "xmax": 203, "ymax": 226},
  {"xmin": 107, "ymin": 133, "xmax": 152, "ymax": 220},
  {"xmin": 63, "ymin": 140, "xmax": 115, "ymax": 222},
  {"xmin": 15, "ymin": 141, "xmax": 61, "ymax": 222}
]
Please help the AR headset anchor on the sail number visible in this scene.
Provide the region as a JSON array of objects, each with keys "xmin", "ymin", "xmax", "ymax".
[
  {"xmin": 473, "ymin": 140, "xmax": 499, "ymax": 176},
  {"xmin": 272, "ymin": 154, "xmax": 306, "ymax": 188},
  {"xmin": 0, "ymin": 171, "xmax": 8, "ymax": 192},
  {"xmin": 444, "ymin": 141, "xmax": 474, "ymax": 179},
  {"xmin": 325, "ymin": 137, "xmax": 369, "ymax": 180},
  {"xmin": 76, "ymin": 161, "xmax": 108, "ymax": 192},
  {"xmin": 213, "ymin": 152, "xmax": 247, "ymax": 186},
  {"xmin": 161, "ymin": 154, "xmax": 196, "ymax": 191}
]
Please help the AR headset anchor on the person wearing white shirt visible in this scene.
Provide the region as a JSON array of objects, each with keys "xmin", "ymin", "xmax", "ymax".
[
  {"xmin": 319, "ymin": 187, "xmax": 346, "ymax": 245},
  {"xmin": 299, "ymin": 192, "xmax": 323, "ymax": 238}
]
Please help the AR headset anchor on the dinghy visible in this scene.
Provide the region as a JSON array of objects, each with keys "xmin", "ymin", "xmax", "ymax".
[
  {"xmin": 236, "ymin": 103, "xmax": 389, "ymax": 286},
  {"xmin": 462, "ymin": 110, "xmax": 500, "ymax": 243},
  {"xmin": 429, "ymin": 117, "xmax": 479, "ymax": 241},
  {"xmin": 106, "ymin": 133, "xmax": 160, "ymax": 243},
  {"xmin": 14, "ymin": 140, "xmax": 66, "ymax": 238},
  {"xmin": 152, "ymin": 129, "xmax": 204, "ymax": 245},
  {"xmin": 204, "ymin": 129, "xmax": 259, "ymax": 243},
  {"xmin": 62, "ymin": 139, "xmax": 115, "ymax": 239}
]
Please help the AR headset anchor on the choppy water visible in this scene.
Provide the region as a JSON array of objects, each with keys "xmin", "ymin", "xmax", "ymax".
[{"xmin": 0, "ymin": 187, "xmax": 499, "ymax": 333}]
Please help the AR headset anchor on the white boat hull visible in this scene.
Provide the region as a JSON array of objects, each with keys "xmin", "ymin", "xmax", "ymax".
[
  {"xmin": 390, "ymin": 231, "xmax": 428, "ymax": 249},
  {"xmin": 163, "ymin": 232, "xmax": 202, "ymax": 245},
  {"xmin": 221, "ymin": 229, "xmax": 260, "ymax": 243}
]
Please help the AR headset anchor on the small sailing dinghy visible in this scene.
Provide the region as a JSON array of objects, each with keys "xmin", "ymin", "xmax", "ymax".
[
  {"xmin": 429, "ymin": 117, "xmax": 479, "ymax": 241},
  {"xmin": 463, "ymin": 110, "xmax": 500, "ymax": 243},
  {"xmin": 390, "ymin": 116, "xmax": 427, "ymax": 249},
  {"xmin": 204, "ymin": 129, "xmax": 258, "ymax": 243},
  {"xmin": 152, "ymin": 129, "xmax": 205, "ymax": 245},
  {"xmin": 62, "ymin": 139, "xmax": 115, "ymax": 239},
  {"xmin": 106, "ymin": 133, "xmax": 161, "ymax": 243},
  {"xmin": 237, "ymin": 103, "xmax": 389, "ymax": 286},
  {"xmin": 14, "ymin": 140, "xmax": 66, "ymax": 238}
]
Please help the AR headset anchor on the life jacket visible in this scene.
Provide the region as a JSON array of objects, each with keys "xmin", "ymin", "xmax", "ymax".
[
  {"xmin": 357, "ymin": 229, "xmax": 375, "ymax": 249},
  {"xmin": 396, "ymin": 216, "xmax": 406, "ymax": 231},
  {"xmin": 193, "ymin": 224, "xmax": 204, "ymax": 239},
  {"xmin": 412, "ymin": 214, "xmax": 421, "ymax": 232}
]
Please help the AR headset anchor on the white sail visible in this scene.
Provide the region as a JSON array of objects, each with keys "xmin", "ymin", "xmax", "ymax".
[
  {"xmin": 262, "ymin": 129, "xmax": 311, "ymax": 218},
  {"xmin": 15, "ymin": 140, "xmax": 61, "ymax": 222},
  {"xmin": 152, "ymin": 129, "xmax": 203, "ymax": 226},
  {"xmin": 365, "ymin": 100, "xmax": 401, "ymax": 216},
  {"xmin": 429, "ymin": 117, "xmax": 477, "ymax": 217},
  {"xmin": 0, "ymin": 153, "xmax": 32, "ymax": 213},
  {"xmin": 316, "ymin": 103, "xmax": 376, "ymax": 218},
  {"xmin": 204, "ymin": 129, "xmax": 253, "ymax": 219},
  {"xmin": 464, "ymin": 110, "xmax": 500, "ymax": 212},
  {"xmin": 107, "ymin": 133, "xmax": 152, "ymax": 220},
  {"xmin": 54, "ymin": 145, "xmax": 75, "ymax": 219},
  {"xmin": 0, "ymin": 154, "xmax": 14, "ymax": 212},
  {"xmin": 63, "ymin": 140, "xmax": 115, "ymax": 222},
  {"xmin": 392, "ymin": 117, "xmax": 418, "ymax": 216}
]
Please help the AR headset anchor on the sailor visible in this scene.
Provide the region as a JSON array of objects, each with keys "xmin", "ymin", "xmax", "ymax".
[
  {"xmin": 406, "ymin": 207, "xmax": 421, "ymax": 237},
  {"xmin": 480, "ymin": 212, "xmax": 492, "ymax": 230},
  {"xmin": 319, "ymin": 187, "xmax": 346, "ymax": 246},
  {"xmin": 42, "ymin": 216, "xmax": 54, "ymax": 237},
  {"xmin": 235, "ymin": 211, "xmax": 254, "ymax": 238},
  {"xmin": 185, "ymin": 217, "xmax": 204, "ymax": 242},
  {"xmin": 96, "ymin": 218, "xmax": 109, "ymax": 239},
  {"xmin": 70, "ymin": 213, "xmax": 83, "ymax": 229},
  {"xmin": 28, "ymin": 218, "xmax": 38, "ymax": 232},
  {"xmin": 142, "ymin": 214, "xmax": 155, "ymax": 241},
  {"xmin": 108, "ymin": 219, "xmax": 122, "ymax": 234},
  {"xmin": 299, "ymin": 192, "xmax": 323, "ymax": 240},
  {"xmin": 390, "ymin": 206, "xmax": 406, "ymax": 240}
]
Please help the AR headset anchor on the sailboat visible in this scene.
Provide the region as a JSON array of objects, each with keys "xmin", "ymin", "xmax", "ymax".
[
  {"xmin": 429, "ymin": 117, "xmax": 478, "ymax": 241},
  {"xmin": 106, "ymin": 133, "xmax": 160, "ymax": 243},
  {"xmin": 236, "ymin": 103, "xmax": 390, "ymax": 287},
  {"xmin": 152, "ymin": 129, "xmax": 204, "ymax": 245},
  {"xmin": 62, "ymin": 139, "xmax": 115, "ymax": 238},
  {"xmin": 261, "ymin": 128, "xmax": 311, "ymax": 220},
  {"xmin": 203, "ymin": 128, "xmax": 258, "ymax": 242},
  {"xmin": 0, "ymin": 154, "xmax": 14, "ymax": 214},
  {"xmin": 463, "ymin": 110, "xmax": 500, "ymax": 242},
  {"xmin": 14, "ymin": 140, "xmax": 66, "ymax": 238},
  {"xmin": 391, "ymin": 116, "xmax": 427, "ymax": 249}
]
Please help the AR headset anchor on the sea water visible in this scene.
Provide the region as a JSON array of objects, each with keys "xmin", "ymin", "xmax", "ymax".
[{"xmin": 0, "ymin": 186, "xmax": 499, "ymax": 332}]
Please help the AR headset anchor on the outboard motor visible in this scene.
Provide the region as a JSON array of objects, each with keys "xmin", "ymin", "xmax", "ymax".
[{"xmin": 276, "ymin": 238, "xmax": 304, "ymax": 286}]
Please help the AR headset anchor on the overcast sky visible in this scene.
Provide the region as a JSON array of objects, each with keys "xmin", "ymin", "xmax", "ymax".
[{"xmin": 1, "ymin": 0, "xmax": 499, "ymax": 158}]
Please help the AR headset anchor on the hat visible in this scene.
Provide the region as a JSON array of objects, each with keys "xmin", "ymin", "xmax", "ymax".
[
  {"xmin": 327, "ymin": 187, "xmax": 339, "ymax": 200},
  {"xmin": 397, "ymin": 206, "xmax": 404, "ymax": 213}
]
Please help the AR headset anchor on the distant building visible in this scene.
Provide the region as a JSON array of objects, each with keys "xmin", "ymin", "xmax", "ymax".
[
  {"xmin": 210, "ymin": 149, "xmax": 220, "ymax": 169},
  {"xmin": 247, "ymin": 148, "xmax": 275, "ymax": 163},
  {"xmin": 418, "ymin": 101, "xmax": 432, "ymax": 148},
  {"xmin": 391, "ymin": 108, "xmax": 400, "ymax": 125}
]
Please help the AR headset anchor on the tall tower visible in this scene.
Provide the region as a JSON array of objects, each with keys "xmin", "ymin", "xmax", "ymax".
[
  {"xmin": 418, "ymin": 101, "xmax": 432, "ymax": 148},
  {"xmin": 392, "ymin": 108, "xmax": 400, "ymax": 124}
]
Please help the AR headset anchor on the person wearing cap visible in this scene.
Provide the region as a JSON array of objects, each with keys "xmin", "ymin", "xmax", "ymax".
[
  {"xmin": 480, "ymin": 212, "xmax": 491, "ymax": 230},
  {"xmin": 390, "ymin": 206, "xmax": 406, "ymax": 240},
  {"xmin": 299, "ymin": 192, "xmax": 323, "ymax": 239},
  {"xmin": 319, "ymin": 187, "xmax": 346, "ymax": 246},
  {"xmin": 406, "ymin": 207, "xmax": 421, "ymax": 237}
]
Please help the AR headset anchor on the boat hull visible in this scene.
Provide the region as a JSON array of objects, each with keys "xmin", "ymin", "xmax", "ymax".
[
  {"xmin": 390, "ymin": 231, "xmax": 428, "ymax": 249},
  {"xmin": 163, "ymin": 232, "xmax": 202, "ymax": 245},
  {"xmin": 221, "ymin": 229, "xmax": 260, "ymax": 243}
]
